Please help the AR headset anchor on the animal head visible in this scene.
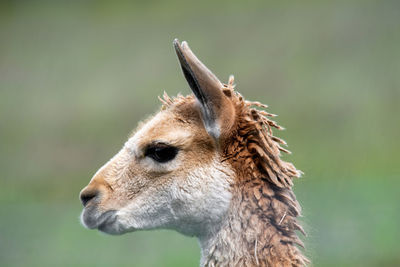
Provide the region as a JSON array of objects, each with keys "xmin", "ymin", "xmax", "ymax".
[{"xmin": 79, "ymin": 40, "xmax": 300, "ymax": 238}]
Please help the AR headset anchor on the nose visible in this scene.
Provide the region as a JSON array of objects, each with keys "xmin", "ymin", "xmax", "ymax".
[{"xmin": 80, "ymin": 187, "xmax": 99, "ymax": 207}]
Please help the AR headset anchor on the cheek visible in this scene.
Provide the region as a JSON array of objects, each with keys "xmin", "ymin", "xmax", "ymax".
[
  {"xmin": 114, "ymin": 180, "xmax": 177, "ymax": 230},
  {"xmin": 170, "ymin": 161, "xmax": 234, "ymax": 223}
]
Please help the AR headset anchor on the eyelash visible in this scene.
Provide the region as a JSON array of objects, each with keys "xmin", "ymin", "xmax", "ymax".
[{"xmin": 144, "ymin": 143, "xmax": 179, "ymax": 163}]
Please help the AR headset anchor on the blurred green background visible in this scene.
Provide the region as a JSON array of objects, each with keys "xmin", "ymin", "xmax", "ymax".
[{"xmin": 1, "ymin": 0, "xmax": 399, "ymax": 266}]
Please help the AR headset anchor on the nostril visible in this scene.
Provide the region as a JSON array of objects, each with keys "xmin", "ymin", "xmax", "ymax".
[{"xmin": 80, "ymin": 189, "xmax": 99, "ymax": 207}]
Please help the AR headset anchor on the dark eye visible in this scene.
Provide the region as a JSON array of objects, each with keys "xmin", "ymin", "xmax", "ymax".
[{"xmin": 144, "ymin": 143, "xmax": 179, "ymax": 163}]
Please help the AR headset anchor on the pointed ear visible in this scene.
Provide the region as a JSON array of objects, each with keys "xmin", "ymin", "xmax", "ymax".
[{"xmin": 173, "ymin": 39, "xmax": 235, "ymax": 142}]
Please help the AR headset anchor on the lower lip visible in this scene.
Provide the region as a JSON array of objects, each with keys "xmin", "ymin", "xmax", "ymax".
[{"xmin": 97, "ymin": 210, "xmax": 117, "ymax": 229}]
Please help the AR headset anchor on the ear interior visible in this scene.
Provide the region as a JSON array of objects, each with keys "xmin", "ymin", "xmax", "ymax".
[{"xmin": 173, "ymin": 39, "xmax": 235, "ymax": 142}]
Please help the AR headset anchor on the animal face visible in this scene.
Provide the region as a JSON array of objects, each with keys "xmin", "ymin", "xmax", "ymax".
[
  {"xmin": 79, "ymin": 38, "xmax": 239, "ymax": 237},
  {"xmin": 80, "ymin": 103, "xmax": 233, "ymax": 236}
]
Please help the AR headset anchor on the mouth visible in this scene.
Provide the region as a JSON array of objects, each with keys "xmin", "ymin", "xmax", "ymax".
[
  {"xmin": 81, "ymin": 206, "xmax": 118, "ymax": 233},
  {"xmin": 97, "ymin": 211, "xmax": 119, "ymax": 233},
  {"xmin": 97, "ymin": 210, "xmax": 117, "ymax": 229}
]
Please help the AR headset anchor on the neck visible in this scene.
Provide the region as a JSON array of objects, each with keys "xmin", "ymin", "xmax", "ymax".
[{"xmin": 198, "ymin": 179, "xmax": 308, "ymax": 267}]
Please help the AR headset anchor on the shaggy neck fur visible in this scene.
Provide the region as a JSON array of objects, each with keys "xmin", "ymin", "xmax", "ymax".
[
  {"xmin": 199, "ymin": 181, "xmax": 307, "ymax": 267},
  {"xmin": 202, "ymin": 84, "xmax": 307, "ymax": 266}
]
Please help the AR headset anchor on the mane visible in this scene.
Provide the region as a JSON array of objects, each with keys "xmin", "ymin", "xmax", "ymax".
[{"xmin": 226, "ymin": 81, "xmax": 303, "ymax": 188}]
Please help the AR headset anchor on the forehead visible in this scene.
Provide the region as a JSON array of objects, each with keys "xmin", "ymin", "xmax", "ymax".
[{"xmin": 125, "ymin": 100, "xmax": 209, "ymax": 152}]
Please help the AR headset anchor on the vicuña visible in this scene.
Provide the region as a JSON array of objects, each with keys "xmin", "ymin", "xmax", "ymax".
[{"xmin": 80, "ymin": 39, "xmax": 308, "ymax": 266}]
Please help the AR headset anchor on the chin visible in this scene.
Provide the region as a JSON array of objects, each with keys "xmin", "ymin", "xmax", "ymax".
[{"xmin": 80, "ymin": 206, "xmax": 124, "ymax": 235}]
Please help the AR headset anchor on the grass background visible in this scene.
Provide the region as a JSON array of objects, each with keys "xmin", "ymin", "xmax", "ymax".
[{"xmin": 0, "ymin": 0, "xmax": 399, "ymax": 266}]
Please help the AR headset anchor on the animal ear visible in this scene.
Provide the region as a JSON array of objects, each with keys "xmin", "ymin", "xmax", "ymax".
[{"xmin": 173, "ymin": 39, "xmax": 235, "ymax": 142}]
